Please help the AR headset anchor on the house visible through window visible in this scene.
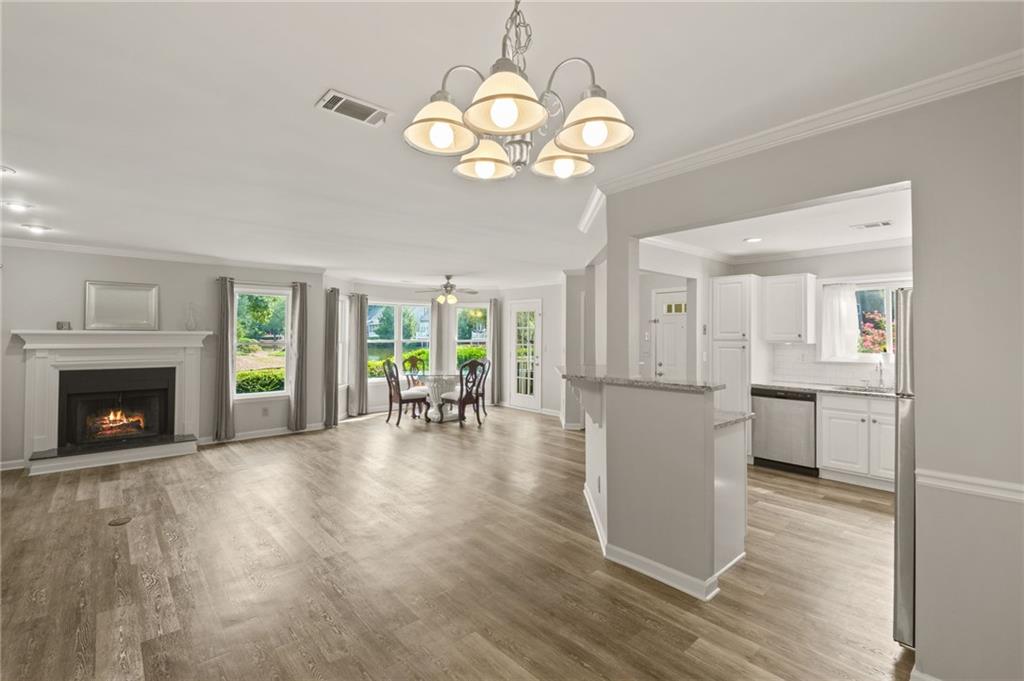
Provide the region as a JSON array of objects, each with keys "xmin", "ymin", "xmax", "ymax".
[
  {"xmin": 235, "ymin": 290, "xmax": 289, "ymax": 395},
  {"xmin": 456, "ymin": 306, "xmax": 488, "ymax": 365},
  {"xmin": 366, "ymin": 303, "xmax": 430, "ymax": 378}
]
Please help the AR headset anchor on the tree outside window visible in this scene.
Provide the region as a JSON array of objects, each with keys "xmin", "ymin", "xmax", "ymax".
[
  {"xmin": 456, "ymin": 307, "xmax": 488, "ymax": 366},
  {"xmin": 366, "ymin": 303, "xmax": 431, "ymax": 377},
  {"xmin": 235, "ymin": 292, "xmax": 288, "ymax": 394}
]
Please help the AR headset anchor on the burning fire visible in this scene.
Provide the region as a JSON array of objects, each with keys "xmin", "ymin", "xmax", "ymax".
[{"xmin": 88, "ymin": 408, "xmax": 146, "ymax": 438}]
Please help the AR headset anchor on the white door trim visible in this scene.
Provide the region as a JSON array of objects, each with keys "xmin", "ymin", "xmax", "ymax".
[{"xmin": 507, "ymin": 298, "xmax": 543, "ymax": 411}]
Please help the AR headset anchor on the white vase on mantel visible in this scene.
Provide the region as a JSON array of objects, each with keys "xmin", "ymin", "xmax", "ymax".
[{"xmin": 184, "ymin": 303, "xmax": 199, "ymax": 332}]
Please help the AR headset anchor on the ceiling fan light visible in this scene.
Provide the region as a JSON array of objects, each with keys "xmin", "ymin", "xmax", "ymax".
[
  {"xmin": 463, "ymin": 64, "xmax": 548, "ymax": 136},
  {"xmin": 531, "ymin": 139, "xmax": 594, "ymax": 179},
  {"xmin": 453, "ymin": 139, "xmax": 515, "ymax": 181},
  {"xmin": 403, "ymin": 99, "xmax": 479, "ymax": 156},
  {"xmin": 446, "ymin": 294, "xmax": 458, "ymax": 304},
  {"xmin": 554, "ymin": 95, "xmax": 634, "ymax": 154},
  {"xmin": 436, "ymin": 294, "xmax": 446, "ymax": 304}
]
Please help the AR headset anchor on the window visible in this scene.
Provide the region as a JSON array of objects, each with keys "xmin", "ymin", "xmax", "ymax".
[
  {"xmin": 366, "ymin": 303, "xmax": 430, "ymax": 378},
  {"xmin": 235, "ymin": 289, "xmax": 289, "ymax": 395},
  {"xmin": 456, "ymin": 306, "xmax": 488, "ymax": 366},
  {"xmin": 820, "ymin": 280, "xmax": 908, "ymax": 362}
]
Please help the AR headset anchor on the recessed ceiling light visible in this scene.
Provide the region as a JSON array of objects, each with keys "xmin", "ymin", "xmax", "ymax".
[
  {"xmin": 743, "ymin": 237, "xmax": 763, "ymax": 243},
  {"xmin": 0, "ymin": 166, "xmax": 15, "ymax": 175},
  {"xmin": 2, "ymin": 201, "xmax": 32, "ymax": 213},
  {"xmin": 21, "ymin": 224, "xmax": 51, "ymax": 235}
]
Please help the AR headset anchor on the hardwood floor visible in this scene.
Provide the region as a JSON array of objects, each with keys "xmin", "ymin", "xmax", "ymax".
[{"xmin": 1, "ymin": 408, "xmax": 912, "ymax": 680}]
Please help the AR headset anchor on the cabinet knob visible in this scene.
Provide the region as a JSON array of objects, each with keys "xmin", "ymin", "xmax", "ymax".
[
  {"xmin": 861, "ymin": 418, "xmax": 867, "ymax": 423},
  {"xmin": 797, "ymin": 333, "xmax": 802, "ymax": 338},
  {"xmin": 741, "ymin": 333, "xmax": 746, "ymax": 337},
  {"xmin": 872, "ymin": 418, "xmax": 877, "ymax": 423}
]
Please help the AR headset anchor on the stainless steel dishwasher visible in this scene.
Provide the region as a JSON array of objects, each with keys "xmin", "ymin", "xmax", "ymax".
[{"xmin": 751, "ymin": 387, "xmax": 817, "ymax": 474}]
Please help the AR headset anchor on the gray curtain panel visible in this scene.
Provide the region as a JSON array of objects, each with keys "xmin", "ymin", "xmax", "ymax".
[
  {"xmin": 323, "ymin": 287, "xmax": 341, "ymax": 428},
  {"xmin": 430, "ymin": 298, "xmax": 446, "ymax": 373},
  {"xmin": 214, "ymin": 276, "xmax": 236, "ymax": 441},
  {"xmin": 487, "ymin": 297, "xmax": 502, "ymax": 405},
  {"xmin": 287, "ymin": 281, "xmax": 308, "ymax": 431},
  {"xmin": 348, "ymin": 293, "xmax": 369, "ymax": 416}
]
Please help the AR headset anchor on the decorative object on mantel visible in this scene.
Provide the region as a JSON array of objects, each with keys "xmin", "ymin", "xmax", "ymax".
[
  {"xmin": 85, "ymin": 281, "xmax": 160, "ymax": 331},
  {"xmin": 56, "ymin": 321, "xmax": 72, "ymax": 330},
  {"xmin": 184, "ymin": 302, "xmax": 199, "ymax": 331},
  {"xmin": 403, "ymin": 0, "xmax": 634, "ymax": 181}
]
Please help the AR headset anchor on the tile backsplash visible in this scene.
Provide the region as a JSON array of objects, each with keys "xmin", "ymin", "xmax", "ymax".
[{"xmin": 772, "ymin": 343, "xmax": 895, "ymax": 388}]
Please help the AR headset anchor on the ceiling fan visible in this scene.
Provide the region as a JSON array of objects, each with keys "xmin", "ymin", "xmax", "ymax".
[{"xmin": 417, "ymin": 275, "xmax": 478, "ymax": 304}]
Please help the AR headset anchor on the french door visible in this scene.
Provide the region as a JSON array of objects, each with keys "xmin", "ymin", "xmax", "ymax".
[
  {"xmin": 653, "ymin": 289, "xmax": 688, "ymax": 381},
  {"xmin": 509, "ymin": 300, "xmax": 542, "ymax": 411}
]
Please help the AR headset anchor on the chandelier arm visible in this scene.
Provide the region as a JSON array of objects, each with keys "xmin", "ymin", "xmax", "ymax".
[
  {"xmin": 544, "ymin": 57, "xmax": 598, "ymax": 94},
  {"xmin": 538, "ymin": 89, "xmax": 567, "ymax": 132},
  {"xmin": 440, "ymin": 64, "xmax": 486, "ymax": 93}
]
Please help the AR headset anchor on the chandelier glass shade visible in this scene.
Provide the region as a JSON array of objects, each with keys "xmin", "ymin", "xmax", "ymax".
[
  {"xmin": 405, "ymin": 0, "xmax": 633, "ymax": 182},
  {"xmin": 554, "ymin": 96, "xmax": 635, "ymax": 154},
  {"xmin": 463, "ymin": 67, "xmax": 548, "ymax": 137},
  {"xmin": 531, "ymin": 139, "xmax": 593, "ymax": 179},
  {"xmin": 403, "ymin": 98, "xmax": 479, "ymax": 156},
  {"xmin": 453, "ymin": 139, "xmax": 516, "ymax": 181}
]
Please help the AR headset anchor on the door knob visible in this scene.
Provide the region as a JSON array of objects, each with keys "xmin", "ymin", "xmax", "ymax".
[
  {"xmin": 657, "ymin": 362, "xmax": 663, "ymax": 367},
  {"xmin": 861, "ymin": 418, "xmax": 867, "ymax": 423}
]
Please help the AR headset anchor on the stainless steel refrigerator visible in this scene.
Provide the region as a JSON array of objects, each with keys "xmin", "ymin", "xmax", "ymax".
[{"xmin": 894, "ymin": 287, "xmax": 915, "ymax": 648}]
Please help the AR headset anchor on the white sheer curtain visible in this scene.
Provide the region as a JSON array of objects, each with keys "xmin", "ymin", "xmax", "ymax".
[
  {"xmin": 820, "ymin": 284, "xmax": 860, "ymax": 360},
  {"xmin": 430, "ymin": 299, "xmax": 446, "ymax": 373}
]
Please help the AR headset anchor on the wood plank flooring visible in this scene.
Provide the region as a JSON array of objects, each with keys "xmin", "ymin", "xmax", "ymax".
[{"xmin": 1, "ymin": 408, "xmax": 913, "ymax": 680}]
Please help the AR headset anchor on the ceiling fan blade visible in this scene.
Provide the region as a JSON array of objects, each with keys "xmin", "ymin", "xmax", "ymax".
[
  {"xmin": 415, "ymin": 289, "xmax": 439, "ymax": 294},
  {"xmin": 462, "ymin": 289, "xmax": 480, "ymax": 295}
]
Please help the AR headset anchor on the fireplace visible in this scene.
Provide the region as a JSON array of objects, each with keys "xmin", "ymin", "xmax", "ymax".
[{"xmin": 58, "ymin": 367, "xmax": 175, "ymax": 452}]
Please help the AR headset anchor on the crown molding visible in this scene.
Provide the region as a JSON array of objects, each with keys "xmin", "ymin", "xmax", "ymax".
[
  {"xmin": 1, "ymin": 238, "xmax": 326, "ymax": 274},
  {"xmin": 577, "ymin": 187, "xmax": 606, "ymax": 234},
  {"xmin": 601, "ymin": 50, "xmax": 1024, "ymax": 195},
  {"xmin": 643, "ymin": 235, "xmax": 912, "ymax": 266}
]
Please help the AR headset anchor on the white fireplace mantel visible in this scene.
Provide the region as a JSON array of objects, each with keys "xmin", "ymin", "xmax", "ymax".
[{"xmin": 12, "ymin": 330, "xmax": 213, "ymax": 470}]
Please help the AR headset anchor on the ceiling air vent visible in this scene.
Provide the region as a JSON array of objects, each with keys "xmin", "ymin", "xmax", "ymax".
[
  {"xmin": 849, "ymin": 220, "xmax": 893, "ymax": 231},
  {"xmin": 315, "ymin": 89, "xmax": 391, "ymax": 128}
]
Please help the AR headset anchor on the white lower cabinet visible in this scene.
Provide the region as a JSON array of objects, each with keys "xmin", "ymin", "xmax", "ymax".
[
  {"xmin": 819, "ymin": 407, "xmax": 870, "ymax": 474},
  {"xmin": 818, "ymin": 395, "xmax": 897, "ymax": 488}
]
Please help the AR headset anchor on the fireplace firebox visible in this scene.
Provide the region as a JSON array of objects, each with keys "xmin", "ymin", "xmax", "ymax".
[{"xmin": 58, "ymin": 367, "xmax": 175, "ymax": 452}]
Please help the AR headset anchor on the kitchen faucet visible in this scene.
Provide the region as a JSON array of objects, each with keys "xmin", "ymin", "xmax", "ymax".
[{"xmin": 875, "ymin": 356, "xmax": 885, "ymax": 388}]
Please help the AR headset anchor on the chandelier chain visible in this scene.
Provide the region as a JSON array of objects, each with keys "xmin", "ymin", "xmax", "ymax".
[{"xmin": 502, "ymin": 0, "xmax": 532, "ymax": 72}]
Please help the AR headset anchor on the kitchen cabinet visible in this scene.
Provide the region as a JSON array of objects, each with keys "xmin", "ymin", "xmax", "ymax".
[
  {"xmin": 869, "ymin": 412, "xmax": 896, "ymax": 481},
  {"xmin": 762, "ymin": 273, "xmax": 816, "ymax": 343},
  {"xmin": 712, "ymin": 341, "xmax": 749, "ymax": 413},
  {"xmin": 819, "ymin": 406, "xmax": 870, "ymax": 474},
  {"xmin": 712, "ymin": 277, "xmax": 750, "ymax": 341},
  {"xmin": 818, "ymin": 394, "xmax": 897, "ymax": 488}
]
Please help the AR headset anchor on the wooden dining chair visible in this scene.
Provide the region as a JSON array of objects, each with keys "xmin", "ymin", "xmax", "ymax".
[
  {"xmin": 402, "ymin": 354, "xmax": 428, "ymax": 417},
  {"xmin": 383, "ymin": 359, "xmax": 429, "ymax": 426},
  {"xmin": 440, "ymin": 359, "xmax": 486, "ymax": 426},
  {"xmin": 474, "ymin": 357, "xmax": 491, "ymax": 417}
]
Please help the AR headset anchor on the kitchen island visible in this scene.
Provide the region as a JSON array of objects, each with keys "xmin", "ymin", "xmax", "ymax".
[{"xmin": 560, "ymin": 365, "xmax": 753, "ymax": 600}]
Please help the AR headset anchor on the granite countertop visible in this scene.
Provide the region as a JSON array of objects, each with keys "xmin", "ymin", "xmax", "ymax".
[
  {"xmin": 559, "ymin": 365, "xmax": 724, "ymax": 394},
  {"xmin": 752, "ymin": 381, "xmax": 896, "ymax": 398},
  {"xmin": 714, "ymin": 410, "xmax": 755, "ymax": 430}
]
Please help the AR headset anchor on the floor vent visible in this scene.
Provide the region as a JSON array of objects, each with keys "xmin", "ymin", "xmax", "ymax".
[
  {"xmin": 849, "ymin": 220, "xmax": 893, "ymax": 230},
  {"xmin": 316, "ymin": 89, "xmax": 391, "ymax": 128}
]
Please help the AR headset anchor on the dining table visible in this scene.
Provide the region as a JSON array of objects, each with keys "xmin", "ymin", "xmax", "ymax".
[{"xmin": 408, "ymin": 371, "xmax": 461, "ymax": 422}]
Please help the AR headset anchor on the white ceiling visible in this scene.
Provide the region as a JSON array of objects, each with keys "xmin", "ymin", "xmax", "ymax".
[
  {"xmin": 1, "ymin": 2, "xmax": 1020, "ymax": 287},
  {"xmin": 652, "ymin": 186, "xmax": 913, "ymax": 261}
]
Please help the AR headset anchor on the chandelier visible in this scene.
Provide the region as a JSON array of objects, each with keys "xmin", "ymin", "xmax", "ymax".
[{"xmin": 403, "ymin": 0, "xmax": 634, "ymax": 181}]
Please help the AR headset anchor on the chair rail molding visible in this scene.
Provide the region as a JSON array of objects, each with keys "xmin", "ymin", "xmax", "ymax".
[
  {"xmin": 916, "ymin": 468, "xmax": 1024, "ymax": 504},
  {"xmin": 599, "ymin": 50, "xmax": 1024, "ymax": 195}
]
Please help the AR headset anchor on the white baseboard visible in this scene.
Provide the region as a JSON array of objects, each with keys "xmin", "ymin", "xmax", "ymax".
[
  {"xmin": 27, "ymin": 439, "xmax": 198, "ymax": 476},
  {"xmin": 0, "ymin": 460, "xmax": 26, "ymax": 472},
  {"xmin": 604, "ymin": 543, "xmax": 720, "ymax": 602},
  {"xmin": 562, "ymin": 421, "xmax": 584, "ymax": 431},
  {"xmin": 819, "ymin": 468, "xmax": 895, "ymax": 492},
  {"xmin": 909, "ymin": 665, "xmax": 943, "ymax": 681},
  {"xmin": 582, "ymin": 484, "xmax": 607, "ymax": 556},
  {"xmin": 197, "ymin": 422, "xmax": 325, "ymax": 446},
  {"xmin": 540, "ymin": 407, "xmax": 560, "ymax": 418}
]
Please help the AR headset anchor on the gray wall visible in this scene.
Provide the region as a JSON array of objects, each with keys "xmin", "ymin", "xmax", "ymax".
[
  {"xmin": 728, "ymin": 243, "xmax": 912, "ymax": 277},
  {"xmin": 2, "ymin": 245, "xmax": 326, "ymax": 462},
  {"xmin": 603, "ymin": 79, "xmax": 1023, "ymax": 680}
]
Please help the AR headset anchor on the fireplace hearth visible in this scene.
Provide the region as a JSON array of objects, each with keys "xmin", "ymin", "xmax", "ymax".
[{"xmin": 58, "ymin": 367, "xmax": 175, "ymax": 454}]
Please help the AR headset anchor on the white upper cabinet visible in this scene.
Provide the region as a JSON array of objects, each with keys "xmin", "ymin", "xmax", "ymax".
[
  {"xmin": 712, "ymin": 276, "xmax": 750, "ymax": 340},
  {"xmin": 762, "ymin": 273, "xmax": 816, "ymax": 343}
]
